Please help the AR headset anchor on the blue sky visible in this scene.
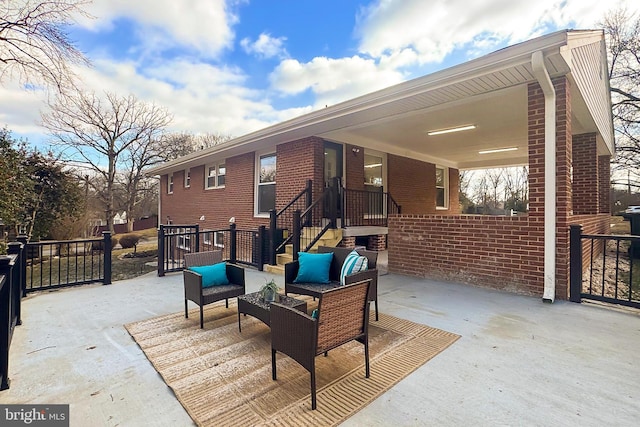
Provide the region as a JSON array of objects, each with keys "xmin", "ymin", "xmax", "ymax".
[{"xmin": 2, "ymin": 0, "xmax": 639, "ymax": 149}]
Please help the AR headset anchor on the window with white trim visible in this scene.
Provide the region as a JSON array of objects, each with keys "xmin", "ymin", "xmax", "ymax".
[
  {"xmin": 257, "ymin": 153, "xmax": 276, "ymax": 215},
  {"xmin": 177, "ymin": 227, "xmax": 191, "ymax": 250},
  {"xmin": 436, "ymin": 166, "xmax": 448, "ymax": 209},
  {"xmin": 167, "ymin": 173, "xmax": 174, "ymax": 194},
  {"xmin": 203, "ymin": 230, "xmax": 225, "ymax": 248},
  {"xmin": 184, "ymin": 168, "xmax": 190, "ymax": 188},
  {"xmin": 206, "ymin": 162, "xmax": 226, "ymax": 189}
]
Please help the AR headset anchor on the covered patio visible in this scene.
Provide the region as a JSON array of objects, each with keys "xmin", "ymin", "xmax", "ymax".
[{"xmin": 3, "ymin": 267, "xmax": 639, "ymax": 426}]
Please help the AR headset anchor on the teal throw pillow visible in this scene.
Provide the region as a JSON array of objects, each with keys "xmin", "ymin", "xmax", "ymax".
[
  {"xmin": 189, "ymin": 262, "xmax": 229, "ymax": 287},
  {"xmin": 294, "ymin": 252, "xmax": 333, "ymax": 284},
  {"xmin": 340, "ymin": 250, "xmax": 368, "ymax": 285}
]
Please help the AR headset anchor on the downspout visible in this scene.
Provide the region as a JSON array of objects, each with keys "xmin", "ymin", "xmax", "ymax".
[{"xmin": 531, "ymin": 51, "xmax": 556, "ymax": 303}]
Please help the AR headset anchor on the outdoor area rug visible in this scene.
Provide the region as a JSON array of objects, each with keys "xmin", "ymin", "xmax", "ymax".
[{"xmin": 125, "ymin": 301, "xmax": 460, "ymax": 427}]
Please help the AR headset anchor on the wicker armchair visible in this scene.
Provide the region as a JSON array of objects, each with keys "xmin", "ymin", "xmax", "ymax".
[
  {"xmin": 270, "ymin": 279, "xmax": 371, "ymax": 410},
  {"xmin": 183, "ymin": 251, "xmax": 245, "ymax": 328},
  {"xmin": 285, "ymin": 246, "xmax": 379, "ymax": 320}
]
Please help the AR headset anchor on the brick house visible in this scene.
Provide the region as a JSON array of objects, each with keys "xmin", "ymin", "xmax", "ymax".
[{"xmin": 149, "ymin": 30, "xmax": 613, "ymax": 301}]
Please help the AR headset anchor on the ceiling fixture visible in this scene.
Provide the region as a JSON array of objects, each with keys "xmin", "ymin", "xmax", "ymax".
[
  {"xmin": 427, "ymin": 124, "xmax": 476, "ymax": 136},
  {"xmin": 478, "ymin": 147, "xmax": 518, "ymax": 154},
  {"xmin": 364, "ymin": 163, "xmax": 383, "ymax": 168}
]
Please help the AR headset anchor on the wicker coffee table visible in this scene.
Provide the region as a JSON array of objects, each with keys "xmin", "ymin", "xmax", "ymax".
[{"xmin": 237, "ymin": 292, "xmax": 307, "ymax": 332}]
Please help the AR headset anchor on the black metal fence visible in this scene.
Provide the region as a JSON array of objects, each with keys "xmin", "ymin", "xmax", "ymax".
[
  {"xmin": 343, "ymin": 187, "xmax": 401, "ymax": 227},
  {"xmin": 23, "ymin": 232, "xmax": 112, "ymax": 293},
  {"xmin": 157, "ymin": 224, "xmax": 265, "ymax": 276},
  {"xmin": 570, "ymin": 224, "xmax": 640, "ymax": 309},
  {"xmin": 1, "ymin": 241, "xmax": 25, "ymax": 390}
]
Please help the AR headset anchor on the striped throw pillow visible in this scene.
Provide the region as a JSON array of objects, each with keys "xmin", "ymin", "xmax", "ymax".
[{"xmin": 340, "ymin": 250, "xmax": 368, "ymax": 285}]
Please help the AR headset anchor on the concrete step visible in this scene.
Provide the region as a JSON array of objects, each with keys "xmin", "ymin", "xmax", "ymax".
[
  {"xmin": 276, "ymin": 252, "xmax": 293, "ymax": 265},
  {"xmin": 264, "ymin": 264, "xmax": 284, "ymax": 275}
]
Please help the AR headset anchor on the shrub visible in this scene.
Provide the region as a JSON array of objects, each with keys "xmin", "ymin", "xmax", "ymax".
[
  {"xmin": 118, "ymin": 234, "xmax": 141, "ymax": 250},
  {"xmin": 92, "ymin": 236, "xmax": 119, "ymax": 252}
]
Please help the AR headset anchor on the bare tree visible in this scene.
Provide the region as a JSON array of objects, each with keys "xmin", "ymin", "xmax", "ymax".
[
  {"xmin": 0, "ymin": 0, "xmax": 90, "ymax": 90},
  {"xmin": 119, "ymin": 137, "xmax": 170, "ymax": 232},
  {"xmin": 601, "ymin": 8, "xmax": 640, "ymax": 191},
  {"xmin": 161, "ymin": 131, "xmax": 233, "ymax": 160},
  {"xmin": 42, "ymin": 90, "xmax": 172, "ymax": 232}
]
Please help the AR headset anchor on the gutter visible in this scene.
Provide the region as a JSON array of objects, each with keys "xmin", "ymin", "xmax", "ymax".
[{"xmin": 531, "ymin": 50, "xmax": 556, "ymax": 303}]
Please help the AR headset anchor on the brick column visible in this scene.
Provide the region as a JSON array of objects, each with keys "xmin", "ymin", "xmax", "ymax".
[
  {"xmin": 527, "ymin": 76, "xmax": 572, "ymax": 300},
  {"xmin": 572, "ymin": 133, "xmax": 598, "ymax": 214},
  {"xmin": 598, "ymin": 155, "xmax": 611, "ymax": 214},
  {"xmin": 554, "ymin": 77, "xmax": 572, "ymax": 300},
  {"xmin": 448, "ymin": 168, "xmax": 461, "ymax": 214},
  {"xmin": 367, "ymin": 235, "xmax": 387, "ymax": 251},
  {"xmin": 340, "ymin": 236, "xmax": 356, "ymax": 248}
]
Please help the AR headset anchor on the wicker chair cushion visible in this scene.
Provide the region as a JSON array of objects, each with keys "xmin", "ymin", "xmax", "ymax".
[
  {"xmin": 188, "ymin": 262, "xmax": 229, "ymax": 287},
  {"xmin": 340, "ymin": 250, "xmax": 368, "ymax": 285},
  {"xmin": 293, "ymin": 252, "xmax": 333, "ymax": 284}
]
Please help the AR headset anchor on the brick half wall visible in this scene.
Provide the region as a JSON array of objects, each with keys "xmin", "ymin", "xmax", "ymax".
[{"xmin": 388, "ymin": 215, "xmax": 545, "ymax": 296}]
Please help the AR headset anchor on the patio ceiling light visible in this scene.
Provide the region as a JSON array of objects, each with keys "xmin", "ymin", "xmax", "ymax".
[
  {"xmin": 478, "ymin": 147, "xmax": 518, "ymax": 154},
  {"xmin": 364, "ymin": 163, "xmax": 383, "ymax": 168},
  {"xmin": 427, "ymin": 124, "xmax": 476, "ymax": 136}
]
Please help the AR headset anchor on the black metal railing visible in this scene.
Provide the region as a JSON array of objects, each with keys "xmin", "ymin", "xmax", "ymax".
[
  {"xmin": 342, "ymin": 187, "xmax": 401, "ymax": 227},
  {"xmin": 266, "ymin": 179, "xmax": 401, "ymax": 264},
  {"xmin": 269, "ymin": 179, "xmax": 313, "ymax": 264},
  {"xmin": 570, "ymin": 224, "xmax": 640, "ymax": 308},
  {"xmin": 23, "ymin": 232, "xmax": 112, "ymax": 293},
  {"xmin": 1, "ymin": 241, "xmax": 25, "ymax": 390},
  {"xmin": 157, "ymin": 224, "xmax": 265, "ymax": 276}
]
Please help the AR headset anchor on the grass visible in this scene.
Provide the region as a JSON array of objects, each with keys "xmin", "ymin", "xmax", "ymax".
[
  {"xmin": 112, "ymin": 228, "xmax": 159, "ymax": 281},
  {"xmin": 610, "ymin": 215, "xmax": 631, "ymax": 235},
  {"xmin": 26, "ymin": 228, "xmax": 160, "ymax": 290}
]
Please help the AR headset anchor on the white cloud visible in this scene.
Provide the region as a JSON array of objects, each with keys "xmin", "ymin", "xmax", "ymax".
[
  {"xmin": 0, "ymin": 82, "xmax": 47, "ymax": 135},
  {"xmin": 241, "ymin": 33, "xmax": 288, "ymax": 59},
  {"xmin": 68, "ymin": 58, "xmax": 298, "ymax": 138},
  {"xmin": 355, "ymin": 0, "xmax": 639, "ymax": 65},
  {"xmin": 269, "ymin": 56, "xmax": 407, "ymax": 108},
  {"xmin": 77, "ymin": 0, "xmax": 238, "ymax": 57}
]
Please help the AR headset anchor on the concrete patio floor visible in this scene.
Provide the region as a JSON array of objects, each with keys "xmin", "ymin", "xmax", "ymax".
[{"xmin": 3, "ymin": 265, "xmax": 640, "ymax": 426}]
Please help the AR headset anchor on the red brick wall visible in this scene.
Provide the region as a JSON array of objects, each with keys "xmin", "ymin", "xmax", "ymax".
[
  {"xmin": 572, "ymin": 133, "xmax": 598, "ymax": 214},
  {"xmin": 388, "ymin": 215, "xmax": 544, "ymax": 295},
  {"xmin": 159, "ymin": 153, "xmax": 269, "ymax": 231},
  {"xmin": 275, "ymin": 137, "xmax": 324, "ymax": 211},
  {"xmin": 598, "ymin": 155, "xmax": 611, "ymax": 214},
  {"xmin": 570, "ymin": 214, "xmax": 610, "ymax": 271},
  {"xmin": 345, "ymin": 145, "xmax": 364, "ymax": 191},
  {"xmin": 388, "ymin": 155, "xmax": 434, "ymax": 214}
]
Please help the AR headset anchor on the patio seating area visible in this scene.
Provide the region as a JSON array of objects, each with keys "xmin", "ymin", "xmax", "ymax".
[{"xmin": 3, "ymin": 263, "xmax": 640, "ymax": 426}]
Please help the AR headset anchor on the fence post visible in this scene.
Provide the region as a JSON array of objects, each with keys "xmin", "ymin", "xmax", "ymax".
[
  {"xmin": 103, "ymin": 231, "xmax": 112, "ymax": 285},
  {"xmin": 329, "ymin": 178, "xmax": 338, "ymax": 228},
  {"xmin": 293, "ymin": 210, "xmax": 301, "ymax": 261},
  {"xmin": 269, "ymin": 209, "xmax": 277, "ymax": 265},
  {"xmin": 0, "ymin": 253, "xmax": 15, "ymax": 390},
  {"xmin": 7, "ymin": 242, "xmax": 23, "ymax": 326},
  {"xmin": 16, "ymin": 236, "xmax": 28, "ymax": 298},
  {"xmin": 569, "ymin": 224, "xmax": 583, "ymax": 303},
  {"xmin": 194, "ymin": 224, "xmax": 200, "ymax": 252},
  {"xmin": 229, "ymin": 223, "xmax": 237, "ymax": 264},
  {"xmin": 257, "ymin": 226, "xmax": 265, "ymax": 271},
  {"xmin": 305, "ymin": 179, "xmax": 313, "ymax": 227},
  {"xmin": 158, "ymin": 225, "xmax": 165, "ymax": 277}
]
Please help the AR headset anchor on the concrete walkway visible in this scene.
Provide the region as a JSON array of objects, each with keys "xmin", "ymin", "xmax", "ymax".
[{"xmin": 3, "ymin": 268, "xmax": 640, "ymax": 426}]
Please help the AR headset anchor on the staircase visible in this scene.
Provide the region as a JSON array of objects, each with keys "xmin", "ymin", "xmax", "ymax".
[{"xmin": 264, "ymin": 227, "xmax": 343, "ymax": 274}]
